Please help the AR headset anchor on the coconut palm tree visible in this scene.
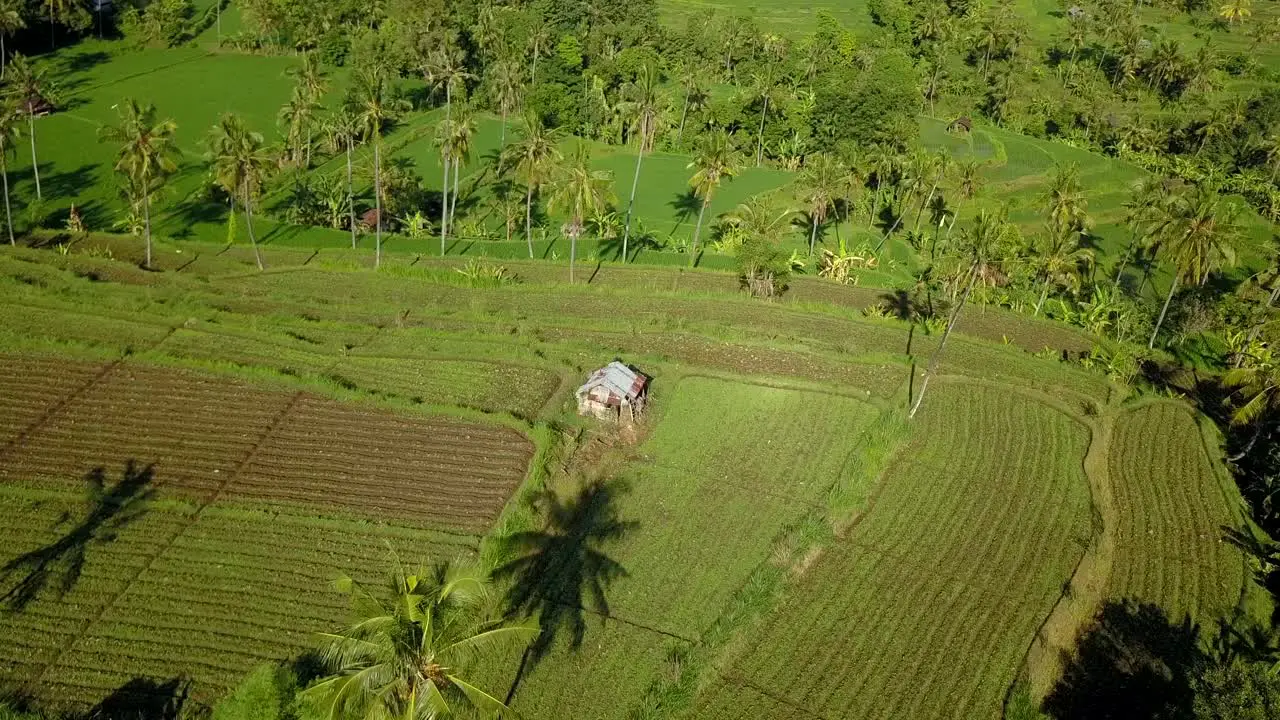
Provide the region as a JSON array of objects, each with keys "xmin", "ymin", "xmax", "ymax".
[
  {"xmin": 350, "ymin": 64, "xmax": 407, "ymax": 268},
  {"xmin": 1039, "ymin": 162, "xmax": 1088, "ymax": 239},
  {"xmin": 0, "ymin": 102, "xmax": 19, "ymax": 245},
  {"xmin": 491, "ymin": 56, "xmax": 523, "ymax": 154},
  {"xmin": 43, "ymin": 0, "xmax": 84, "ymax": 50},
  {"xmin": 0, "ymin": 0, "xmax": 25, "ymax": 78},
  {"xmin": 278, "ymin": 85, "xmax": 321, "ymax": 168},
  {"xmin": 502, "ymin": 113, "xmax": 562, "ymax": 258},
  {"xmin": 304, "ymin": 559, "xmax": 537, "ymax": 720},
  {"xmin": 910, "ymin": 209, "xmax": 1017, "ymax": 418},
  {"xmin": 1220, "ymin": 0, "xmax": 1251, "ymax": 24},
  {"xmin": 687, "ymin": 130, "xmax": 740, "ymax": 261},
  {"xmin": 99, "ymin": 99, "xmax": 178, "ymax": 270},
  {"xmin": 526, "ymin": 18, "xmax": 551, "ymax": 85},
  {"xmin": 1114, "ymin": 176, "xmax": 1169, "ymax": 287},
  {"xmin": 1031, "ymin": 226, "xmax": 1094, "ymax": 315},
  {"xmin": 676, "ymin": 68, "xmax": 708, "ymax": 144},
  {"xmin": 323, "ymin": 108, "xmax": 361, "ymax": 249},
  {"xmin": 618, "ymin": 64, "xmax": 662, "ymax": 263},
  {"xmin": 435, "ymin": 117, "xmax": 454, "ymax": 251},
  {"xmin": 1225, "ymin": 361, "xmax": 1280, "ymax": 459},
  {"xmin": 1148, "ymin": 188, "xmax": 1242, "ymax": 349},
  {"xmin": 549, "ymin": 142, "xmax": 613, "ymax": 284},
  {"xmin": 446, "ymin": 105, "xmax": 475, "ymax": 237},
  {"xmin": 747, "ymin": 69, "xmax": 779, "ymax": 168},
  {"xmin": 207, "ymin": 113, "xmax": 273, "ymax": 271},
  {"xmin": 423, "ymin": 40, "xmax": 471, "ymax": 121},
  {"xmin": 285, "ymin": 54, "xmax": 328, "ymax": 167},
  {"xmin": 5, "ymin": 54, "xmax": 49, "ymax": 200},
  {"xmin": 801, "ymin": 153, "xmax": 840, "ymax": 257},
  {"xmin": 913, "ymin": 151, "xmax": 951, "ymax": 234}
]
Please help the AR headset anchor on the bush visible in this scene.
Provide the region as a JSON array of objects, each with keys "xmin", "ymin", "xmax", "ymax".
[{"xmin": 211, "ymin": 664, "xmax": 300, "ymax": 720}]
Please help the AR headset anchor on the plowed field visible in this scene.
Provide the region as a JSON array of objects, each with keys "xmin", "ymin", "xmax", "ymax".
[{"xmin": 0, "ymin": 357, "xmax": 533, "ymax": 531}]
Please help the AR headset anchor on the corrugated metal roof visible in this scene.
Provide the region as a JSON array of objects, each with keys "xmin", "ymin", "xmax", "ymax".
[{"xmin": 576, "ymin": 361, "xmax": 648, "ymax": 400}]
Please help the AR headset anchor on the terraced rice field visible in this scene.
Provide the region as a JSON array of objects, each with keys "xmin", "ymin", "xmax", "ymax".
[
  {"xmin": 1107, "ymin": 402, "xmax": 1247, "ymax": 621},
  {"xmin": 0, "ymin": 490, "xmax": 471, "ymax": 711},
  {"xmin": 0, "ymin": 358, "xmax": 533, "ymax": 531},
  {"xmin": 690, "ymin": 382, "xmax": 1093, "ymax": 720},
  {"xmin": 506, "ymin": 377, "xmax": 879, "ymax": 720}
]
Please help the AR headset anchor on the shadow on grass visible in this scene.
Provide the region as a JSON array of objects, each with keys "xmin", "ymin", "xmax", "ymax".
[
  {"xmin": 0, "ymin": 461, "xmax": 156, "ymax": 612},
  {"xmin": 1043, "ymin": 599, "xmax": 1201, "ymax": 720},
  {"xmin": 494, "ymin": 478, "xmax": 635, "ymax": 698},
  {"xmin": 89, "ymin": 676, "xmax": 191, "ymax": 720}
]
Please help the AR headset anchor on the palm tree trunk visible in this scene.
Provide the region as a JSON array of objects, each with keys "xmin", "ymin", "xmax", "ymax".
[
  {"xmin": 690, "ymin": 198, "xmax": 709, "ymax": 263},
  {"xmin": 525, "ymin": 185, "xmax": 534, "ymax": 258},
  {"xmin": 678, "ymin": 90, "xmax": 689, "ymax": 143},
  {"xmin": 914, "ymin": 176, "xmax": 941, "ymax": 233},
  {"xmin": 1114, "ymin": 233, "xmax": 1137, "ymax": 287},
  {"xmin": 1034, "ymin": 283, "xmax": 1049, "ymax": 316},
  {"xmin": 500, "ymin": 107, "xmax": 507, "ymax": 158},
  {"xmin": 28, "ymin": 112, "xmax": 40, "ymax": 200},
  {"xmin": 910, "ymin": 263, "xmax": 977, "ymax": 419},
  {"xmin": 2, "ymin": 34, "xmax": 6, "ymax": 78},
  {"xmin": 1149, "ymin": 274, "xmax": 1179, "ymax": 349},
  {"xmin": 569, "ymin": 229, "xmax": 576, "ymax": 283},
  {"xmin": 622, "ymin": 147, "xmax": 643, "ymax": 263},
  {"xmin": 1, "ymin": 157, "xmax": 12, "ymax": 245},
  {"xmin": 440, "ymin": 154, "xmax": 449, "ymax": 255},
  {"xmin": 346, "ymin": 141, "xmax": 356, "ymax": 249},
  {"xmin": 374, "ymin": 138, "xmax": 382, "ymax": 268},
  {"xmin": 809, "ymin": 215, "xmax": 818, "ymax": 256},
  {"xmin": 244, "ymin": 187, "xmax": 264, "ymax": 271},
  {"xmin": 143, "ymin": 192, "xmax": 152, "ymax": 269},
  {"xmin": 450, "ymin": 159, "xmax": 461, "ymax": 231},
  {"xmin": 755, "ymin": 96, "xmax": 768, "ymax": 167}
]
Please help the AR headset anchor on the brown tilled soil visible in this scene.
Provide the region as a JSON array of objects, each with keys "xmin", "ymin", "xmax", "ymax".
[{"xmin": 0, "ymin": 356, "xmax": 532, "ymax": 532}]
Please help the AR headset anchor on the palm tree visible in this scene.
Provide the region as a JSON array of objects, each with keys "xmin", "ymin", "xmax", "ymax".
[
  {"xmin": 446, "ymin": 105, "xmax": 475, "ymax": 237},
  {"xmin": 618, "ymin": 64, "xmax": 662, "ymax": 263},
  {"xmin": 99, "ymin": 99, "xmax": 178, "ymax": 270},
  {"xmin": 687, "ymin": 130, "xmax": 740, "ymax": 261},
  {"xmin": 1148, "ymin": 188, "xmax": 1242, "ymax": 349},
  {"xmin": 0, "ymin": 102, "xmax": 19, "ymax": 245},
  {"xmin": 910, "ymin": 209, "xmax": 1016, "ymax": 418},
  {"xmin": 502, "ymin": 113, "xmax": 562, "ymax": 258},
  {"xmin": 1147, "ymin": 40, "xmax": 1185, "ymax": 93},
  {"xmin": 323, "ymin": 108, "xmax": 361, "ymax": 249},
  {"xmin": 913, "ymin": 151, "xmax": 951, "ymax": 234},
  {"xmin": 1224, "ymin": 362, "xmax": 1280, "ymax": 458},
  {"xmin": 435, "ymin": 117, "xmax": 454, "ymax": 252},
  {"xmin": 207, "ymin": 113, "xmax": 273, "ymax": 271},
  {"xmin": 491, "ymin": 56, "xmax": 523, "ymax": 154},
  {"xmin": 0, "ymin": 0, "xmax": 24, "ymax": 78},
  {"xmin": 350, "ymin": 64, "xmax": 407, "ymax": 268},
  {"xmin": 1115, "ymin": 177, "xmax": 1168, "ymax": 287},
  {"xmin": 526, "ymin": 18, "xmax": 551, "ymax": 86},
  {"xmin": 1039, "ymin": 162, "xmax": 1089, "ymax": 239},
  {"xmin": 1220, "ymin": 0, "xmax": 1251, "ymax": 24},
  {"xmin": 285, "ymin": 54, "xmax": 328, "ymax": 167},
  {"xmin": 6, "ymin": 55, "xmax": 48, "ymax": 199},
  {"xmin": 278, "ymin": 85, "xmax": 320, "ymax": 168},
  {"xmin": 304, "ymin": 559, "xmax": 537, "ymax": 720},
  {"xmin": 1032, "ymin": 227, "xmax": 1094, "ymax": 315},
  {"xmin": 423, "ymin": 40, "xmax": 471, "ymax": 121},
  {"xmin": 44, "ymin": 0, "xmax": 83, "ymax": 50},
  {"xmin": 676, "ymin": 68, "xmax": 708, "ymax": 144},
  {"xmin": 549, "ymin": 143, "xmax": 613, "ymax": 284},
  {"xmin": 748, "ymin": 69, "xmax": 778, "ymax": 167},
  {"xmin": 801, "ymin": 153, "xmax": 840, "ymax": 257}
]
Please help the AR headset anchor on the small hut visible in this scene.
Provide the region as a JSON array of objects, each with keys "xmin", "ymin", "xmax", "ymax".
[
  {"xmin": 358, "ymin": 208, "xmax": 383, "ymax": 231},
  {"xmin": 947, "ymin": 115, "xmax": 973, "ymax": 134},
  {"xmin": 576, "ymin": 362, "xmax": 649, "ymax": 423}
]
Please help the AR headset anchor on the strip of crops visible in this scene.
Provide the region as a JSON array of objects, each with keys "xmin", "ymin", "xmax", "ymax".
[
  {"xmin": 0, "ymin": 486, "xmax": 476, "ymax": 712},
  {"xmin": 689, "ymin": 383, "xmax": 1092, "ymax": 720},
  {"xmin": 0, "ymin": 355, "xmax": 107, "ymax": 447},
  {"xmin": 1107, "ymin": 402, "xmax": 1246, "ymax": 622},
  {"xmin": 507, "ymin": 378, "xmax": 878, "ymax": 718},
  {"xmin": 332, "ymin": 356, "xmax": 561, "ymax": 419},
  {"xmin": 157, "ymin": 328, "xmax": 336, "ymax": 376}
]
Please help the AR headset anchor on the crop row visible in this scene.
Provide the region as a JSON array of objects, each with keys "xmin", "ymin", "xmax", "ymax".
[
  {"xmin": 332, "ymin": 355, "xmax": 561, "ymax": 419},
  {"xmin": 0, "ymin": 355, "xmax": 105, "ymax": 447},
  {"xmin": 694, "ymin": 384, "xmax": 1093, "ymax": 720},
  {"xmin": 1107, "ymin": 402, "xmax": 1245, "ymax": 622},
  {"xmin": 157, "ymin": 328, "xmax": 336, "ymax": 376}
]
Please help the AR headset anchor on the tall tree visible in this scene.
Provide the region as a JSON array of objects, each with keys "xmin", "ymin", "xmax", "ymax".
[
  {"xmin": 687, "ymin": 130, "xmax": 740, "ymax": 262},
  {"xmin": 618, "ymin": 64, "xmax": 662, "ymax": 263},
  {"xmin": 801, "ymin": 153, "xmax": 840, "ymax": 257},
  {"xmin": 910, "ymin": 209, "xmax": 1016, "ymax": 418},
  {"xmin": 323, "ymin": 108, "xmax": 361, "ymax": 249},
  {"xmin": 1148, "ymin": 188, "xmax": 1242, "ymax": 349},
  {"xmin": 0, "ymin": 0, "xmax": 24, "ymax": 78},
  {"xmin": 675, "ymin": 67, "xmax": 708, "ymax": 144},
  {"xmin": 549, "ymin": 142, "xmax": 613, "ymax": 284},
  {"xmin": 1040, "ymin": 162, "xmax": 1089, "ymax": 240},
  {"xmin": 303, "ymin": 559, "xmax": 537, "ymax": 720},
  {"xmin": 278, "ymin": 85, "xmax": 320, "ymax": 168},
  {"xmin": 350, "ymin": 64, "xmax": 406, "ymax": 268},
  {"xmin": 1031, "ymin": 226, "xmax": 1093, "ymax": 315},
  {"xmin": 435, "ymin": 116, "xmax": 454, "ymax": 252},
  {"xmin": 6, "ymin": 55, "xmax": 49, "ymax": 199},
  {"xmin": 423, "ymin": 39, "xmax": 471, "ymax": 121},
  {"xmin": 748, "ymin": 69, "xmax": 779, "ymax": 168},
  {"xmin": 446, "ymin": 105, "xmax": 475, "ymax": 237},
  {"xmin": 502, "ymin": 113, "xmax": 562, "ymax": 258},
  {"xmin": 44, "ymin": 0, "xmax": 86, "ymax": 49},
  {"xmin": 0, "ymin": 101, "xmax": 19, "ymax": 245},
  {"xmin": 285, "ymin": 53, "xmax": 328, "ymax": 166},
  {"xmin": 491, "ymin": 56, "xmax": 523, "ymax": 154},
  {"xmin": 1114, "ymin": 177, "xmax": 1168, "ymax": 287},
  {"xmin": 99, "ymin": 99, "xmax": 178, "ymax": 270},
  {"xmin": 207, "ymin": 113, "xmax": 273, "ymax": 271}
]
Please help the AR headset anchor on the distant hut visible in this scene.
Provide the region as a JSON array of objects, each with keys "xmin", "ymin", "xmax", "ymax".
[
  {"xmin": 576, "ymin": 362, "xmax": 649, "ymax": 423},
  {"xmin": 358, "ymin": 208, "xmax": 383, "ymax": 231},
  {"xmin": 947, "ymin": 116, "xmax": 973, "ymax": 134}
]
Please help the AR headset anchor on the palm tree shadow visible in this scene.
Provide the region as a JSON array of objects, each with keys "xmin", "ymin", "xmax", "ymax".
[
  {"xmin": 494, "ymin": 478, "xmax": 635, "ymax": 695},
  {"xmin": 88, "ymin": 676, "xmax": 191, "ymax": 720},
  {"xmin": 0, "ymin": 461, "xmax": 156, "ymax": 613},
  {"xmin": 1042, "ymin": 599, "xmax": 1202, "ymax": 720},
  {"xmin": 668, "ymin": 189, "xmax": 700, "ymax": 235}
]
